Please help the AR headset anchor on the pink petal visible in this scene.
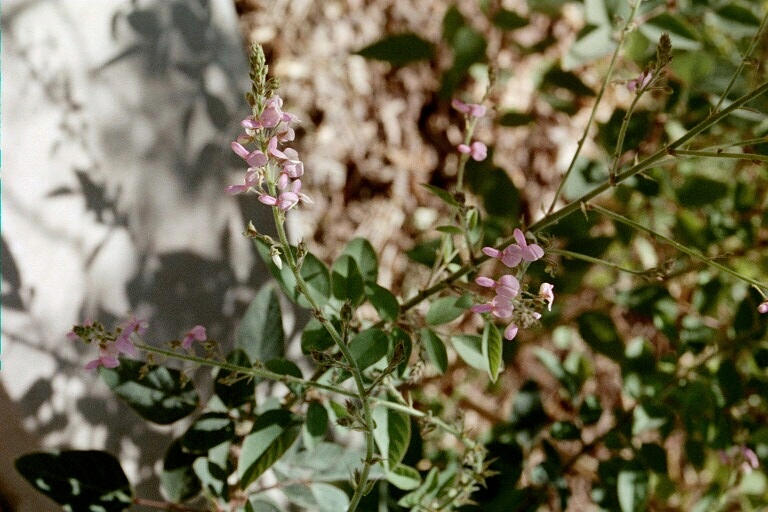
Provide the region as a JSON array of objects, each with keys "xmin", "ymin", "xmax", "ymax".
[
  {"xmin": 482, "ymin": 247, "xmax": 500, "ymax": 259},
  {"xmin": 277, "ymin": 125, "xmax": 295, "ymax": 142},
  {"xmin": 475, "ymin": 276, "xmax": 495, "ymax": 287},
  {"xmin": 181, "ymin": 335, "xmax": 194, "ymax": 350},
  {"xmin": 497, "ymin": 275, "xmax": 520, "ymax": 292},
  {"xmin": 231, "ymin": 141, "xmax": 250, "ymax": 159},
  {"xmin": 522, "ymin": 244, "xmax": 544, "ymax": 262},
  {"xmin": 500, "ymin": 245, "xmax": 523, "ymax": 268},
  {"xmin": 268, "ymin": 137, "xmax": 288, "ymax": 159},
  {"xmin": 226, "ymin": 184, "xmax": 248, "ymax": 195},
  {"xmin": 512, "ymin": 228, "xmax": 527, "ymax": 247},
  {"xmin": 277, "ymin": 173, "xmax": 289, "ymax": 190},
  {"xmin": 101, "ymin": 355, "xmax": 120, "ymax": 368},
  {"xmin": 260, "ymin": 106, "xmax": 282, "ymax": 128},
  {"xmin": 451, "ymin": 99, "xmax": 470, "ymax": 114},
  {"xmin": 189, "ymin": 325, "xmax": 207, "ymax": 341},
  {"xmin": 85, "ymin": 359, "xmax": 101, "ymax": 370},
  {"xmin": 468, "ymin": 104, "xmax": 487, "ymax": 118},
  {"xmin": 114, "ymin": 335, "xmax": 137, "ymax": 356},
  {"xmin": 66, "ymin": 331, "xmax": 80, "ymax": 342},
  {"xmin": 246, "ymin": 150, "xmax": 268, "ymax": 168},
  {"xmin": 241, "ymin": 118, "xmax": 261, "ymax": 130},
  {"xmin": 281, "ymin": 112, "xmax": 299, "ymax": 123},
  {"xmin": 504, "ymin": 323, "xmax": 519, "ymax": 341},
  {"xmin": 258, "ymin": 194, "xmax": 278, "ymax": 206},
  {"xmin": 470, "ymin": 142, "xmax": 487, "ymax": 161},
  {"xmin": 457, "ymin": 144, "xmax": 471, "ymax": 154},
  {"xmin": 291, "ymin": 179, "xmax": 302, "ymax": 194},
  {"xmin": 758, "ymin": 301, "xmax": 768, "ymax": 314},
  {"xmin": 471, "ymin": 303, "xmax": 493, "ymax": 314}
]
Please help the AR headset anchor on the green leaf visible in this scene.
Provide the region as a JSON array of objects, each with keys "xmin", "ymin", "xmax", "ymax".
[
  {"xmin": 564, "ymin": 24, "xmax": 614, "ymax": 69},
  {"xmin": 100, "ymin": 359, "xmax": 198, "ymax": 424},
  {"xmin": 465, "ymin": 158, "xmax": 520, "ymax": 220},
  {"xmin": 265, "ymin": 358, "xmax": 303, "ymax": 394},
  {"xmin": 638, "ymin": 443, "xmax": 667, "ymax": 474},
  {"xmin": 442, "ymin": 5, "xmax": 465, "ymax": 43},
  {"xmin": 236, "ymin": 285, "xmax": 285, "ymax": 362},
  {"xmin": 499, "ymin": 111, "xmax": 534, "ymax": 126},
  {"xmin": 342, "ymin": 237, "xmax": 379, "ymax": 283},
  {"xmin": 160, "ymin": 440, "xmax": 201, "ymax": 503},
  {"xmin": 491, "ymin": 9, "xmax": 528, "ymax": 30},
  {"xmin": 349, "ymin": 329, "xmax": 389, "ymax": 371},
  {"xmin": 387, "ymin": 463, "xmax": 422, "ymax": 490},
  {"xmin": 306, "ymin": 401, "xmax": 329, "ymax": 438},
  {"xmin": 578, "ymin": 312, "xmax": 624, "ymax": 361},
  {"xmin": 617, "ymin": 469, "xmax": 649, "ymax": 512},
  {"xmin": 246, "ymin": 497, "xmax": 282, "ymax": 512},
  {"xmin": 331, "ymin": 255, "xmax": 365, "ymax": 305},
  {"xmin": 640, "ymin": 13, "xmax": 701, "ymax": 51},
  {"xmin": 355, "ymin": 34, "xmax": 435, "ymax": 66},
  {"xmin": 365, "ymin": 283, "xmax": 400, "ymax": 322},
  {"xmin": 238, "ymin": 409, "xmax": 302, "ymax": 487},
  {"xmin": 676, "ymin": 176, "xmax": 729, "ymax": 207},
  {"xmin": 421, "ymin": 328, "xmax": 448, "ymax": 373},
  {"xmin": 421, "ymin": 183, "xmax": 460, "ymax": 207},
  {"xmin": 373, "ymin": 405, "xmax": 411, "ymax": 468},
  {"xmin": 426, "ymin": 294, "xmax": 472, "ymax": 325},
  {"xmin": 301, "ymin": 317, "xmax": 337, "ymax": 354},
  {"xmin": 451, "ymin": 334, "xmax": 486, "ymax": 371},
  {"xmin": 440, "ymin": 25, "xmax": 487, "ymax": 97},
  {"xmin": 255, "ymin": 239, "xmax": 330, "ymax": 308},
  {"xmin": 284, "ymin": 483, "xmax": 350, "ymax": 512},
  {"xmin": 435, "ymin": 225, "xmax": 464, "ymax": 234},
  {"xmin": 214, "ymin": 350, "xmax": 254, "ymax": 408},
  {"xmin": 15, "ymin": 451, "xmax": 132, "ymax": 511},
  {"xmin": 482, "ymin": 321, "xmax": 503, "ymax": 383},
  {"xmin": 579, "ymin": 395, "xmax": 603, "ymax": 425},
  {"xmin": 391, "ymin": 327, "xmax": 413, "ymax": 377},
  {"xmin": 551, "ymin": 421, "xmax": 581, "ymax": 440},
  {"xmin": 181, "ymin": 413, "xmax": 235, "ymax": 453},
  {"xmin": 192, "ymin": 443, "xmax": 230, "ymax": 500},
  {"xmin": 541, "ymin": 66, "xmax": 595, "ymax": 97}
]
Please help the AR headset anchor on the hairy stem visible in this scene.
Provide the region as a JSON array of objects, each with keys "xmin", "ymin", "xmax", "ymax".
[
  {"xmin": 271, "ymin": 207, "xmax": 374, "ymax": 512},
  {"xmin": 546, "ymin": 0, "xmax": 644, "ymax": 213}
]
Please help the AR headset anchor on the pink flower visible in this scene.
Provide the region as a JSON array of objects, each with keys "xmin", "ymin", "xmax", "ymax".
[
  {"xmin": 539, "ymin": 282, "xmax": 555, "ymax": 311},
  {"xmin": 627, "ymin": 70, "xmax": 652, "ymax": 93},
  {"xmin": 758, "ymin": 301, "xmax": 768, "ymax": 314},
  {"xmin": 281, "ymin": 149, "xmax": 304, "ymax": 178},
  {"xmin": 743, "ymin": 446, "xmax": 759, "ymax": 471},
  {"xmin": 475, "ymin": 274, "xmax": 520, "ymax": 299},
  {"xmin": 226, "ymin": 169, "xmax": 259, "ymax": 195},
  {"xmin": 231, "ymin": 142, "xmax": 268, "ymax": 168},
  {"xmin": 259, "ymin": 179, "xmax": 311, "ymax": 212},
  {"xmin": 487, "ymin": 229, "xmax": 544, "ymax": 268},
  {"xmin": 276, "ymin": 124, "xmax": 295, "ymax": 142},
  {"xmin": 66, "ymin": 330, "xmax": 80, "ymax": 342},
  {"xmin": 120, "ymin": 316, "xmax": 148, "ymax": 336},
  {"xmin": 114, "ymin": 333, "xmax": 137, "ymax": 357},
  {"xmin": 451, "ymin": 99, "xmax": 486, "ymax": 118},
  {"xmin": 503, "ymin": 323, "xmax": 519, "ymax": 341},
  {"xmin": 85, "ymin": 345, "xmax": 119, "ymax": 370},
  {"xmin": 471, "ymin": 292, "xmax": 514, "ymax": 319},
  {"xmin": 182, "ymin": 325, "xmax": 207, "ymax": 350},
  {"xmin": 457, "ymin": 141, "xmax": 487, "ymax": 161}
]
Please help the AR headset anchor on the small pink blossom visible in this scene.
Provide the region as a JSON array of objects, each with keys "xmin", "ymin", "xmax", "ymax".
[
  {"xmin": 66, "ymin": 330, "xmax": 80, "ymax": 342},
  {"xmin": 457, "ymin": 141, "xmax": 487, "ymax": 161},
  {"xmin": 231, "ymin": 142, "xmax": 268, "ymax": 168},
  {"xmin": 268, "ymin": 136, "xmax": 289, "ymax": 160},
  {"xmin": 85, "ymin": 345, "xmax": 119, "ymax": 370},
  {"xmin": 627, "ymin": 70, "xmax": 652, "ymax": 93},
  {"xmin": 451, "ymin": 99, "xmax": 486, "ymax": 118},
  {"xmin": 120, "ymin": 316, "xmax": 148, "ymax": 336},
  {"xmin": 226, "ymin": 169, "xmax": 259, "ymax": 195},
  {"xmin": 758, "ymin": 301, "xmax": 768, "ymax": 314},
  {"xmin": 471, "ymin": 295, "xmax": 513, "ymax": 320},
  {"xmin": 499, "ymin": 229, "xmax": 545, "ymax": 267},
  {"xmin": 503, "ymin": 323, "xmax": 519, "ymax": 341},
  {"xmin": 743, "ymin": 446, "xmax": 759, "ymax": 471},
  {"xmin": 114, "ymin": 333, "xmax": 137, "ymax": 357},
  {"xmin": 276, "ymin": 124, "xmax": 295, "ymax": 142},
  {"xmin": 475, "ymin": 274, "xmax": 520, "ymax": 299},
  {"xmin": 539, "ymin": 282, "xmax": 555, "ymax": 311},
  {"xmin": 259, "ymin": 179, "xmax": 311, "ymax": 212},
  {"xmin": 182, "ymin": 325, "xmax": 207, "ymax": 350}
]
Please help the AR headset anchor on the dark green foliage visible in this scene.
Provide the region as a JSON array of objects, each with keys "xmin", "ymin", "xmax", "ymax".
[{"xmin": 355, "ymin": 34, "xmax": 435, "ymax": 66}]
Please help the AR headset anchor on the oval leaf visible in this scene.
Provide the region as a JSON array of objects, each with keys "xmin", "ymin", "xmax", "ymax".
[
  {"xmin": 373, "ymin": 405, "xmax": 411, "ymax": 468},
  {"xmin": 331, "ymin": 255, "xmax": 365, "ymax": 305},
  {"xmin": 387, "ymin": 463, "xmax": 422, "ymax": 490},
  {"xmin": 342, "ymin": 237, "xmax": 378, "ymax": 283},
  {"xmin": 16, "ymin": 450, "xmax": 132, "ymax": 511},
  {"xmin": 349, "ymin": 329, "xmax": 389, "ymax": 371},
  {"xmin": 100, "ymin": 359, "xmax": 199, "ymax": 424},
  {"xmin": 421, "ymin": 328, "xmax": 448, "ymax": 373},
  {"xmin": 236, "ymin": 286, "xmax": 285, "ymax": 362},
  {"xmin": 356, "ymin": 33, "xmax": 435, "ymax": 66},
  {"xmin": 306, "ymin": 401, "xmax": 329, "ymax": 438},
  {"xmin": 215, "ymin": 350, "xmax": 254, "ymax": 408},
  {"xmin": 365, "ymin": 283, "xmax": 400, "ymax": 322},
  {"xmin": 238, "ymin": 409, "xmax": 302, "ymax": 487},
  {"xmin": 426, "ymin": 294, "xmax": 472, "ymax": 325},
  {"xmin": 160, "ymin": 439, "xmax": 201, "ymax": 503},
  {"xmin": 482, "ymin": 321, "xmax": 503, "ymax": 383},
  {"xmin": 181, "ymin": 413, "xmax": 235, "ymax": 453}
]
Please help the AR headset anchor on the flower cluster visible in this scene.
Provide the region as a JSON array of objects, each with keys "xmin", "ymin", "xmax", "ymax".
[
  {"xmin": 452, "ymin": 98, "xmax": 487, "ymax": 162},
  {"xmin": 627, "ymin": 70, "xmax": 653, "ymax": 93},
  {"xmin": 471, "ymin": 229, "xmax": 553, "ymax": 340},
  {"xmin": 228, "ymin": 96, "xmax": 309, "ymax": 211},
  {"xmin": 68, "ymin": 318, "xmax": 207, "ymax": 369}
]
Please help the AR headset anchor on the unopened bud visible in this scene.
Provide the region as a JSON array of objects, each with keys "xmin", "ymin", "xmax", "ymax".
[{"xmin": 270, "ymin": 246, "xmax": 283, "ymax": 269}]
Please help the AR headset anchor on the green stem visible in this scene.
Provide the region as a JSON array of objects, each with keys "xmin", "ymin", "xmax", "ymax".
[
  {"xmin": 546, "ymin": 0, "xmax": 644, "ymax": 213},
  {"xmin": 695, "ymin": 136, "xmax": 768, "ymax": 152},
  {"xmin": 590, "ymin": 204, "xmax": 768, "ymax": 290},
  {"xmin": 672, "ymin": 149, "xmax": 768, "ymax": 163},
  {"xmin": 548, "ymin": 248, "xmax": 647, "ymax": 275},
  {"xmin": 388, "ymin": 79, "xmax": 768, "ymax": 314},
  {"xmin": 456, "ymin": 117, "xmax": 478, "ymax": 192},
  {"xmin": 711, "ymin": 9, "xmax": 768, "ymax": 113},
  {"xmin": 271, "ymin": 207, "xmax": 374, "ymax": 512},
  {"xmin": 135, "ymin": 343, "xmax": 358, "ymax": 398},
  {"xmin": 609, "ymin": 87, "xmax": 645, "ymax": 185}
]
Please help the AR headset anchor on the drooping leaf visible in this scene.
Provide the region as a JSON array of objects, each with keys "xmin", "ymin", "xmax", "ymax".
[
  {"xmin": 355, "ymin": 34, "xmax": 435, "ymax": 66},
  {"xmin": 238, "ymin": 409, "xmax": 302, "ymax": 487},
  {"xmin": 181, "ymin": 413, "xmax": 235, "ymax": 453},
  {"xmin": 349, "ymin": 329, "xmax": 389, "ymax": 371},
  {"xmin": 365, "ymin": 283, "xmax": 400, "ymax": 322},
  {"xmin": 236, "ymin": 285, "xmax": 285, "ymax": 362},
  {"xmin": 16, "ymin": 451, "xmax": 132, "ymax": 511},
  {"xmin": 342, "ymin": 237, "xmax": 378, "ymax": 283},
  {"xmin": 421, "ymin": 183, "xmax": 461, "ymax": 207},
  {"xmin": 482, "ymin": 320, "xmax": 503, "ymax": 383},
  {"xmin": 214, "ymin": 349, "xmax": 254, "ymax": 408},
  {"xmin": 426, "ymin": 294, "xmax": 472, "ymax": 325},
  {"xmin": 331, "ymin": 255, "xmax": 365, "ymax": 305},
  {"xmin": 100, "ymin": 359, "xmax": 199, "ymax": 424},
  {"xmin": 306, "ymin": 401, "xmax": 329, "ymax": 438},
  {"xmin": 578, "ymin": 312, "xmax": 624, "ymax": 361},
  {"xmin": 491, "ymin": 9, "xmax": 528, "ymax": 30},
  {"xmin": 160, "ymin": 439, "xmax": 201, "ymax": 503},
  {"xmin": 451, "ymin": 334, "xmax": 486, "ymax": 371},
  {"xmin": 373, "ymin": 405, "xmax": 412, "ymax": 468},
  {"xmin": 387, "ymin": 463, "xmax": 422, "ymax": 490},
  {"xmin": 421, "ymin": 328, "xmax": 448, "ymax": 373}
]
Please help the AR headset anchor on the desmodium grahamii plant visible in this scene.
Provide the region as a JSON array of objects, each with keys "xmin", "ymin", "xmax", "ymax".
[{"xmin": 16, "ymin": 2, "xmax": 768, "ymax": 510}]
